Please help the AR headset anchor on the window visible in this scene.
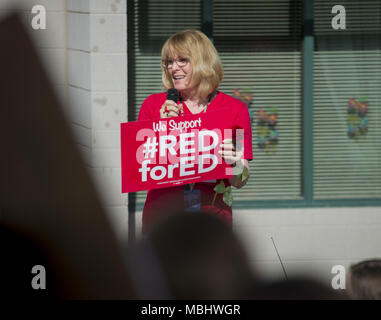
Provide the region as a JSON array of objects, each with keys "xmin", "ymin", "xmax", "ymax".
[
  {"xmin": 313, "ymin": 0, "xmax": 381, "ymax": 199},
  {"xmin": 127, "ymin": 0, "xmax": 381, "ymax": 209},
  {"xmin": 213, "ymin": 0, "xmax": 302, "ymax": 201}
]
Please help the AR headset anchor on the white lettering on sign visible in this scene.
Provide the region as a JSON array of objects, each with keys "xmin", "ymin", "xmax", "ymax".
[{"xmin": 138, "ymin": 129, "xmax": 220, "ymax": 182}]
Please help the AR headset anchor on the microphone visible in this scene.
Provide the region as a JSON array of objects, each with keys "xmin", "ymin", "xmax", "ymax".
[
  {"xmin": 168, "ymin": 88, "xmax": 188, "ymax": 195},
  {"xmin": 166, "ymin": 88, "xmax": 183, "ymax": 115},
  {"xmin": 166, "ymin": 88, "xmax": 179, "ymax": 103}
]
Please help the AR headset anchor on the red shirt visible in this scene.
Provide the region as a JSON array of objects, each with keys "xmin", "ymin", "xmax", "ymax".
[{"xmin": 138, "ymin": 91, "xmax": 253, "ymax": 234}]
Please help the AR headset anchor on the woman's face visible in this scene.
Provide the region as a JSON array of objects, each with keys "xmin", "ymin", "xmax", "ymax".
[{"xmin": 166, "ymin": 55, "xmax": 194, "ymax": 93}]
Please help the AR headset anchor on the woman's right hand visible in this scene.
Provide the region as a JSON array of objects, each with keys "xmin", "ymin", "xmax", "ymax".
[{"xmin": 160, "ymin": 100, "xmax": 183, "ymax": 118}]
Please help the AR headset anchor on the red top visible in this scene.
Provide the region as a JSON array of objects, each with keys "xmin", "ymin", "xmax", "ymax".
[{"xmin": 138, "ymin": 91, "xmax": 253, "ymax": 234}]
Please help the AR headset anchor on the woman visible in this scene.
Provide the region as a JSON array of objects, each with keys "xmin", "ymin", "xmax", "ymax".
[{"xmin": 138, "ymin": 30, "xmax": 253, "ymax": 234}]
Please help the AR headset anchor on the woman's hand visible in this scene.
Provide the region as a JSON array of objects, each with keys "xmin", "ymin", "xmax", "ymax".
[
  {"xmin": 160, "ymin": 100, "xmax": 183, "ymax": 118},
  {"xmin": 219, "ymin": 138, "xmax": 250, "ymax": 189},
  {"xmin": 228, "ymin": 159, "xmax": 250, "ymax": 189},
  {"xmin": 218, "ymin": 138, "xmax": 242, "ymax": 165}
]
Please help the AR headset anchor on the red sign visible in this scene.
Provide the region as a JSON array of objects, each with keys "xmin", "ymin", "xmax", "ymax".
[{"xmin": 121, "ymin": 109, "xmax": 241, "ymax": 193}]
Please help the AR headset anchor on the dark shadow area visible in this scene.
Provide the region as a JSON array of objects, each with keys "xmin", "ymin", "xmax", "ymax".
[
  {"xmin": 0, "ymin": 13, "xmax": 134, "ymax": 299},
  {"xmin": 248, "ymin": 276, "xmax": 348, "ymax": 300}
]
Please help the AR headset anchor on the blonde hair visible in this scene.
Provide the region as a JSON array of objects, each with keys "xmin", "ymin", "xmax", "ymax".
[{"xmin": 161, "ymin": 30, "xmax": 223, "ymax": 100}]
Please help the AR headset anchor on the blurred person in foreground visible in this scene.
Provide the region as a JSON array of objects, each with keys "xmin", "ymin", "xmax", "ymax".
[
  {"xmin": 347, "ymin": 259, "xmax": 381, "ymax": 300},
  {"xmin": 138, "ymin": 30, "xmax": 253, "ymax": 234},
  {"xmin": 128, "ymin": 211, "xmax": 256, "ymax": 299}
]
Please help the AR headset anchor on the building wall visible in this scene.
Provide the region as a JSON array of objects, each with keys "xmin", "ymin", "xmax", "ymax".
[
  {"xmin": 234, "ymin": 207, "xmax": 381, "ymax": 287},
  {"xmin": 66, "ymin": 0, "xmax": 128, "ymax": 243},
  {"xmin": 0, "ymin": 0, "xmax": 67, "ymax": 105}
]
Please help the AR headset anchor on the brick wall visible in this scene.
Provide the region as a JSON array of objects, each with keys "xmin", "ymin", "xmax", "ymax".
[
  {"xmin": 0, "ymin": 0, "xmax": 67, "ymax": 105},
  {"xmin": 66, "ymin": 0, "xmax": 128, "ymax": 243}
]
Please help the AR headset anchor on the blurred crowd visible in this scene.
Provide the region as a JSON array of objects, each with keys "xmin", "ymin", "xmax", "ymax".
[
  {"xmin": 127, "ymin": 210, "xmax": 380, "ymax": 300},
  {"xmin": 2, "ymin": 209, "xmax": 381, "ymax": 300}
]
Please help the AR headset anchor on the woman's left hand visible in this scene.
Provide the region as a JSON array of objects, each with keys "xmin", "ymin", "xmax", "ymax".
[
  {"xmin": 218, "ymin": 138, "xmax": 242, "ymax": 165},
  {"xmin": 218, "ymin": 138, "xmax": 250, "ymax": 188}
]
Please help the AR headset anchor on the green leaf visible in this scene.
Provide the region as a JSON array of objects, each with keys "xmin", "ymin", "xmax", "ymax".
[
  {"xmin": 223, "ymin": 187, "xmax": 233, "ymax": 207},
  {"xmin": 241, "ymin": 166, "xmax": 249, "ymax": 182},
  {"xmin": 214, "ymin": 180, "xmax": 226, "ymax": 194}
]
